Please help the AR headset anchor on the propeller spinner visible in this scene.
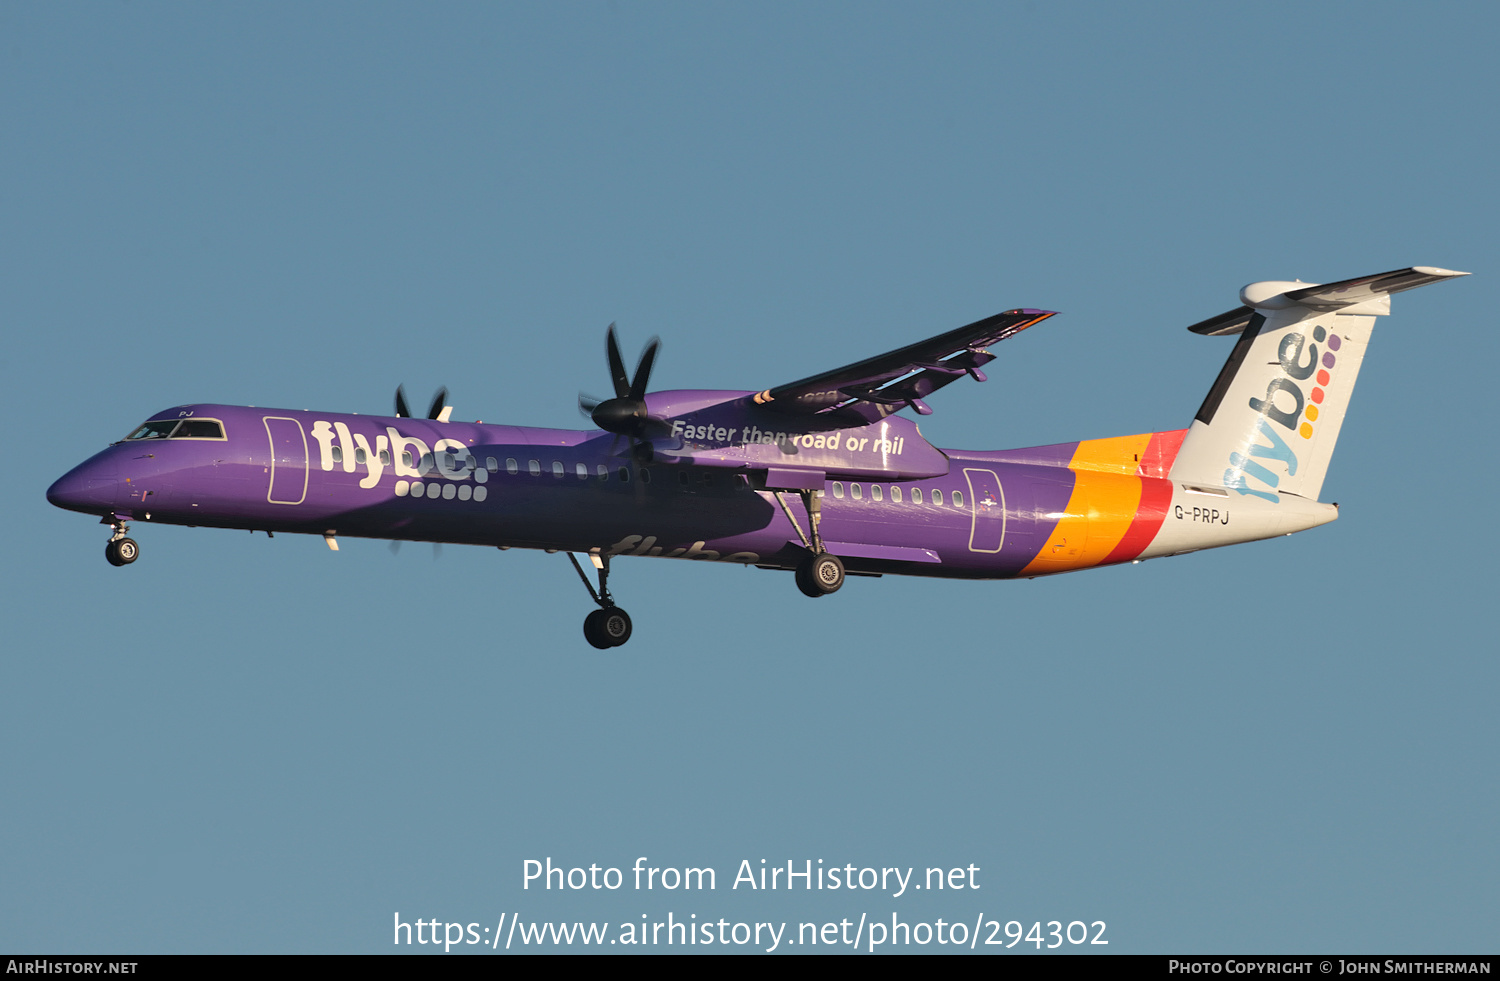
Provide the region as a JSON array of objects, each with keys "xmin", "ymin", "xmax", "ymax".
[{"xmin": 578, "ymin": 324, "xmax": 671, "ymax": 455}]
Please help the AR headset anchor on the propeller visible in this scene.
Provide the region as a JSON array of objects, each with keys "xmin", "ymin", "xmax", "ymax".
[
  {"xmin": 578, "ymin": 324, "xmax": 671, "ymax": 459},
  {"xmin": 395, "ymin": 385, "xmax": 452, "ymax": 421}
]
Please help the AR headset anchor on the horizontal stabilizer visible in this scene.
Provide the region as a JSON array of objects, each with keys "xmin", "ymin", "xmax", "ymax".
[
  {"xmin": 1283, "ymin": 266, "xmax": 1469, "ymax": 310},
  {"xmin": 1187, "ymin": 306, "xmax": 1255, "ymax": 336},
  {"xmin": 1188, "ymin": 266, "xmax": 1468, "ymax": 334}
]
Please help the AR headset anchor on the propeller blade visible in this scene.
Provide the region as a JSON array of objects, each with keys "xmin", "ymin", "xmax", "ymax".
[
  {"xmin": 630, "ymin": 337, "xmax": 661, "ymax": 401},
  {"xmin": 395, "ymin": 385, "xmax": 411, "ymax": 418},
  {"xmin": 432, "ymin": 543, "xmax": 444, "ymax": 561},
  {"xmin": 427, "ymin": 387, "xmax": 449, "ymax": 421},
  {"xmin": 587, "ymin": 324, "xmax": 671, "ymax": 448},
  {"xmin": 389, "ymin": 540, "xmax": 402, "ymax": 556},
  {"xmin": 605, "ymin": 324, "xmax": 630, "ymax": 399}
]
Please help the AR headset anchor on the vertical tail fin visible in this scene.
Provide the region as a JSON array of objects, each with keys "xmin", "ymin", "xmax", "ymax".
[{"xmin": 1169, "ymin": 266, "xmax": 1467, "ymax": 502}]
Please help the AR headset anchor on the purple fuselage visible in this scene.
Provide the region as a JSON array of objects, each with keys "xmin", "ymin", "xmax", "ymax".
[{"xmin": 48, "ymin": 395, "xmax": 1176, "ymax": 579}]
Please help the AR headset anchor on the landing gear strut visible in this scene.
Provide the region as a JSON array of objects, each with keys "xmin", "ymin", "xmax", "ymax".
[
  {"xmin": 775, "ymin": 488, "xmax": 846, "ymax": 598},
  {"xmin": 567, "ymin": 552, "xmax": 633, "ymax": 649},
  {"xmin": 103, "ymin": 519, "xmax": 138, "ymax": 567}
]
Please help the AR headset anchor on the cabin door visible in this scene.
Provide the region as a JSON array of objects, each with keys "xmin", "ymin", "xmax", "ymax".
[
  {"xmin": 964, "ymin": 468, "xmax": 1006, "ymax": 553},
  {"xmin": 263, "ymin": 416, "xmax": 309, "ymax": 505}
]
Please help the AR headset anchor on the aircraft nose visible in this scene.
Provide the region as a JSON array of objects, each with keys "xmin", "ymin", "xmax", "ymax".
[{"xmin": 47, "ymin": 461, "xmax": 119, "ymax": 515}]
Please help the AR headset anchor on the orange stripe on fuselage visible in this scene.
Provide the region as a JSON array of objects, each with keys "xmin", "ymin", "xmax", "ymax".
[{"xmin": 1019, "ymin": 430, "xmax": 1187, "ymax": 575}]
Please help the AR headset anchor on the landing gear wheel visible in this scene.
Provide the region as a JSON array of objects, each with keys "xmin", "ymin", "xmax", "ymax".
[
  {"xmin": 795, "ymin": 552, "xmax": 844, "ymax": 598},
  {"xmin": 583, "ymin": 607, "xmax": 633, "ymax": 649},
  {"xmin": 105, "ymin": 538, "xmax": 139, "ymax": 567}
]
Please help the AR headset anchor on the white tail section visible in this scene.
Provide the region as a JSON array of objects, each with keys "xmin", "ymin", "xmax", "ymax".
[{"xmin": 1170, "ymin": 266, "xmax": 1467, "ymax": 502}]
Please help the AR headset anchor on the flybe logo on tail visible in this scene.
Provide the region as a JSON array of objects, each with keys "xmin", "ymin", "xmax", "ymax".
[{"xmin": 1226, "ymin": 324, "xmax": 1341, "ymax": 503}]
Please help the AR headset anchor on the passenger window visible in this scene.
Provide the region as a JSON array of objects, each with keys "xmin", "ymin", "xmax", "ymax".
[
  {"xmin": 618, "ymin": 467, "xmax": 630, "ymax": 482},
  {"xmin": 355, "ymin": 448, "xmax": 367, "ymax": 464},
  {"xmin": 331, "ymin": 446, "xmax": 343, "ymax": 463},
  {"xmin": 912, "ymin": 487, "xmax": 923, "ymax": 503},
  {"xmin": 576, "ymin": 463, "xmax": 589, "ymax": 479},
  {"xmin": 402, "ymin": 451, "xmax": 414, "ymax": 468},
  {"xmin": 832, "ymin": 482, "xmax": 844, "ymax": 499},
  {"xmin": 953, "ymin": 490, "xmax": 964, "ymax": 507},
  {"xmin": 487, "ymin": 457, "xmax": 498, "ymax": 473},
  {"xmin": 891, "ymin": 486, "xmax": 902, "ymax": 503},
  {"xmin": 851, "ymin": 483, "xmax": 863, "ymax": 501},
  {"xmin": 678, "ymin": 471, "xmax": 689, "ymax": 485},
  {"xmin": 528, "ymin": 460, "xmax": 541, "ymax": 476},
  {"xmin": 419, "ymin": 452, "xmax": 433, "ymax": 471},
  {"xmin": 552, "ymin": 461, "xmax": 564, "ymax": 477},
  {"xmin": 640, "ymin": 468, "xmax": 651, "ymax": 483},
  {"xmin": 380, "ymin": 450, "xmax": 391, "ymax": 465},
  {"xmin": 597, "ymin": 465, "xmax": 609, "ymax": 480},
  {"xmin": 871, "ymin": 485, "xmax": 883, "ymax": 502},
  {"xmin": 932, "ymin": 489, "xmax": 943, "ymax": 506}
]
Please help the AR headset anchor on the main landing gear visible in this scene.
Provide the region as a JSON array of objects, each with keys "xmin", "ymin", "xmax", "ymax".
[
  {"xmin": 567, "ymin": 552, "xmax": 633, "ymax": 649},
  {"xmin": 103, "ymin": 519, "xmax": 138, "ymax": 567},
  {"xmin": 773, "ymin": 487, "xmax": 846, "ymax": 598},
  {"xmin": 795, "ymin": 551, "xmax": 844, "ymax": 598}
]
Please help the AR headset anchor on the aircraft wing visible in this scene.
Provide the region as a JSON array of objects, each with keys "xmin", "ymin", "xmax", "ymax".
[{"xmin": 752, "ymin": 308, "xmax": 1055, "ymax": 417}]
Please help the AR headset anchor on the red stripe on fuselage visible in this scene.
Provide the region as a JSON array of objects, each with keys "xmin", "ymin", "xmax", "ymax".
[{"xmin": 1101, "ymin": 429, "xmax": 1186, "ymax": 563}]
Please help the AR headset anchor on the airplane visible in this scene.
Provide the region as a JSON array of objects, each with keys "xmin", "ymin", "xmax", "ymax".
[{"xmin": 47, "ymin": 265, "xmax": 1466, "ymax": 649}]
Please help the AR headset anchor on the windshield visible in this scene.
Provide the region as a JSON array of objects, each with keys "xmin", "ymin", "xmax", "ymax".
[
  {"xmin": 173, "ymin": 419, "xmax": 225, "ymax": 438},
  {"xmin": 122, "ymin": 418, "xmax": 226, "ymax": 440},
  {"xmin": 124, "ymin": 420, "xmax": 179, "ymax": 440}
]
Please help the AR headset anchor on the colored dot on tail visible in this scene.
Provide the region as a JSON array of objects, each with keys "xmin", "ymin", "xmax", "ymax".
[
  {"xmin": 1327, "ymin": 334, "xmax": 1342, "ymax": 351},
  {"xmin": 1306, "ymin": 405, "xmax": 1319, "ymax": 421},
  {"xmin": 1317, "ymin": 369, "xmax": 1330, "ymax": 386},
  {"xmin": 1323, "ymin": 352, "xmax": 1336, "ymax": 368},
  {"xmin": 1300, "ymin": 423, "xmax": 1314, "ymax": 439},
  {"xmin": 1311, "ymin": 388, "xmax": 1325, "ymax": 404},
  {"xmin": 1313, "ymin": 325, "xmax": 1327, "ymax": 342}
]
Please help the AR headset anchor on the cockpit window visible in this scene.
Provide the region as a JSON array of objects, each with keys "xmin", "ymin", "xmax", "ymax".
[
  {"xmin": 123, "ymin": 418, "xmax": 227, "ymax": 441},
  {"xmin": 172, "ymin": 419, "xmax": 225, "ymax": 439},
  {"xmin": 125, "ymin": 420, "xmax": 180, "ymax": 440}
]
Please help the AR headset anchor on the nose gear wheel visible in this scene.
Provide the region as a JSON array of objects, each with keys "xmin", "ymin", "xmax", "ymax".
[{"xmin": 105, "ymin": 537, "xmax": 139, "ymax": 566}]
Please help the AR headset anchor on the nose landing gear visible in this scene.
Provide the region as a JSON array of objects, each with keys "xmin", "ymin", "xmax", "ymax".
[
  {"xmin": 567, "ymin": 551, "xmax": 633, "ymax": 649},
  {"xmin": 103, "ymin": 519, "xmax": 138, "ymax": 567}
]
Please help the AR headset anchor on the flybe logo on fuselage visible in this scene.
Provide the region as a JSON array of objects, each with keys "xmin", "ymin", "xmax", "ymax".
[
  {"xmin": 307, "ymin": 421, "xmax": 480, "ymax": 488},
  {"xmin": 1225, "ymin": 324, "xmax": 1341, "ymax": 503}
]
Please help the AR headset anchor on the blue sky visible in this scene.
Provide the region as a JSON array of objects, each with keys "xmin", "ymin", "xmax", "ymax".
[{"xmin": 3, "ymin": 1, "xmax": 1496, "ymax": 953}]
